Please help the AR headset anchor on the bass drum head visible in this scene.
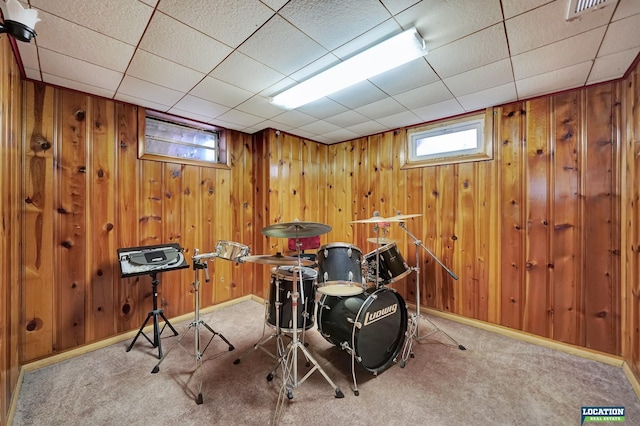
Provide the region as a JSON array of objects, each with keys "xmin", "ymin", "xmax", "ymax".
[{"xmin": 318, "ymin": 287, "xmax": 407, "ymax": 374}]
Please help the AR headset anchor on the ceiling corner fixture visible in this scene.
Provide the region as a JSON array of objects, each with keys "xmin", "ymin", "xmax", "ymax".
[
  {"xmin": 0, "ymin": 0, "xmax": 40, "ymax": 43},
  {"xmin": 271, "ymin": 27, "xmax": 428, "ymax": 110}
]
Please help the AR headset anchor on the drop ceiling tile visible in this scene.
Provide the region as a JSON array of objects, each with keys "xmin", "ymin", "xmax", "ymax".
[
  {"xmin": 189, "ymin": 76, "xmax": 253, "ymax": 108},
  {"xmin": 516, "ymin": 61, "xmax": 593, "ymax": 99},
  {"xmin": 411, "ymin": 98, "xmax": 465, "ymax": 123},
  {"xmin": 208, "ymin": 52, "xmax": 285, "ymax": 93},
  {"xmin": 140, "ymin": 0, "xmax": 158, "ymax": 6},
  {"xmin": 167, "ymin": 107, "xmax": 219, "ymax": 125},
  {"xmin": 235, "ymin": 96, "xmax": 284, "ymax": 119},
  {"xmin": 588, "ymin": 48, "xmax": 640, "ymax": 84},
  {"xmin": 32, "ymin": 10, "xmax": 134, "ymax": 72},
  {"xmin": 369, "ymin": 58, "xmax": 439, "ymax": 96},
  {"xmin": 261, "ymin": 0, "xmax": 289, "ymax": 11},
  {"xmin": 39, "ymin": 49, "xmax": 123, "ymax": 91},
  {"xmin": 296, "ymin": 98, "xmax": 349, "ymax": 120},
  {"xmin": 127, "ymin": 50, "xmax": 205, "ymax": 92},
  {"xmin": 297, "ymin": 120, "xmax": 342, "ymax": 135},
  {"xmin": 444, "ymin": 59, "xmax": 513, "ymax": 97},
  {"xmin": 355, "ymin": 97, "xmax": 407, "ymax": 120},
  {"xmin": 24, "ymin": 68, "xmax": 41, "ymax": 81},
  {"xmin": 215, "ymin": 109, "xmax": 264, "ymax": 127},
  {"xmin": 288, "ymin": 128, "xmax": 319, "ymax": 139},
  {"xmin": 271, "ymin": 110, "xmax": 317, "ymax": 128},
  {"xmin": 501, "ymin": 0, "xmax": 552, "ymax": 19},
  {"xmin": 257, "ymin": 120, "xmax": 295, "ymax": 132},
  {"xmin": 599, "ymin": 13, "xmax": 640, "ymax": 56},
  {"xmin": 30, "ymin": 0, "xmax": 153, "ymax": 44},
  {"xmin": 158, "ymin": 0, "xmax": 275, "ymax": 48},
  {"xmin": 345, "ymin": 120, "xmax": 389, "ymax": 137},
  {"xmin": 139, "ymin": 12, "xmax": 233, "ymax": 74},
  {"xmin": 326, "ymin": 81, "xmax": 388, "ymax": 109},
  {"xmin": 117, "ymin": 76, "xmax": 185, "ymax": 107},
  {"xmin": 506, "ymin": 1, "xmax": 614, "ymax": 55},
  {"xmin": 208, "ymin": 118, "xmax": 246, "ymax": 132},
  {"xmin": 380, "ymin": 0, "xmax": 421, "ymax": 15},
  {"xmin": 426, "ymin": 24, "xmax": 509, "ymax": 78},
  {"xmin": 457, "ymin": 82, "xmax": 518, "ymax": 111},
  {"xmin": 395, "ymin": 0, "xmax": 503, "ymax": 51},
  {"xmin": 613, "ymin": 0, "xmax": 640, "ymax": 20},
  {"xmin": 511, "ymin": 27, "xmax": 606, "ymax": 80},
  {"xmin": 321, "ymin": 128, "xmax": 361, "ymax": 143},
  {"xmin": 238, "ymin": 15, "xmax": 327, "ymax": 75},
  {"xmin": 376, "ymin": 110, "xmax": 423, "ymax": 129},
  {"xmin": 43, "ymin": 74, "xmax": 116, "ymax": 99},
  {"xmin": 16, "ymin": 43, "xmax": 39, "ymax": 75},
  {"xmin": 172, "ymin": 95, "xmax": 230, "ymax": 119},
  {"xmin": 394, "ymin": 80, "xmax": 453, "ymax": 110},
  {"xmin": 279, "ymin": 0, "xmax": 391, "ymax": 50},
  {"xmin": 114, "ymin": 93, "xmax": 173, "ymax": 112},
  {"xmin": 324, "ymin": 110, "xmax": 370, "ymax": 128},
  {"xmin": 330, "ymin": 18, "xmax": 402, "ymax": 60}
]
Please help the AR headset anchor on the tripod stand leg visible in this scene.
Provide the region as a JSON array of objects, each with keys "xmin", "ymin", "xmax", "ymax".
[
  {"xmin": 151, "ymin": 321, "xmax": 195, "ymax": 373},
  {"xmin": 201, "ymin": 321, "xmax": 235, "ymax": 351},
  {"xmin": 126, "ymin": 312, "xmax": 154, "ymax": 352},
  {"xmin": 416, "ymin": 314, "xmax": 466, "ymax": 350}
]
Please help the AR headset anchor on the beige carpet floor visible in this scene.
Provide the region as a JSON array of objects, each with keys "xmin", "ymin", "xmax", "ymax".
[{"xmin": 12, "ymin": 297, "xmax": 640, "ymax": 425}]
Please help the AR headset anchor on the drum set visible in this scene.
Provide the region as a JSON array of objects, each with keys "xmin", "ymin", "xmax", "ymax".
[{"xmin": 232, "ymin": 212, "xmax": 463, "ymax": 402}]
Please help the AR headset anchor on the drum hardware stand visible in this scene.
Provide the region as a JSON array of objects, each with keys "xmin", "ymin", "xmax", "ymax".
[
  {"xmin": 126, "ymin": 271, "xmax": 179, "ymax": 359},
  {"xmin": 233, "ymin": 270, "xmax": 288, "ymax": 365},
  {"xmin": 270, "ymin": 263, "xmax": 344, "ymax": 402},
  {"xmin": 151, "ymin": 249, "xmax": 235, "ymax": 405},
  {"xmin": 397, "ymin": 221, "xmax": 465, "ymax": 368}
]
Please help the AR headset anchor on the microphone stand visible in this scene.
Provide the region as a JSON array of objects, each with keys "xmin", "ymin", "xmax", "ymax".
[{"xmin": 398, "ymin": 222, "xmax": 465, "ymax": 368}]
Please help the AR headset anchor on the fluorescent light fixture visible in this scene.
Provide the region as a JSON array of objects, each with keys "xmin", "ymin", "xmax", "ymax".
[{"xmin": 271, "ymin": 27, "xmax": 428, "ymax": 109}]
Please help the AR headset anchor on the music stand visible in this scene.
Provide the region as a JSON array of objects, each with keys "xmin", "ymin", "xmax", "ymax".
[{"xmin": 118, "ymin": 243, "xmax": 189, "ymax": 359}]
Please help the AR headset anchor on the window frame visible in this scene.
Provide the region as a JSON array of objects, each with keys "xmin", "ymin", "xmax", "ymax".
[
  {"xmin": 402, "ymin": 110, "xmax": 494, "ymax": 169},
  {"xmin": 138, "ymin": 110, "xmax": 228, "ymax": 169}
]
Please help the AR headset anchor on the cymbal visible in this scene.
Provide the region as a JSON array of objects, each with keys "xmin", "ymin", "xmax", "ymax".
[
  {"xmin": 350, "ymin": 215, "xmax": 398, "ymax": 224},
  {"xmin": 240, "ymin": 253, "xmax": 314, "ymax": 266},
  {"xmin": 387, "ymin": 213, "xmax": 422, "ymax": 221},
  {"xmin": 367, "ymin": 237, "xmax": 398, "ymax": 245},
  {"xmin": 261, "ymin": 221, "xmax": 331, "ymax": 238}
]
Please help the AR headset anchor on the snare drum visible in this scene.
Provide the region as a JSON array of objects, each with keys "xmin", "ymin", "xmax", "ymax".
[
  {"xmin": 215, "ymin": 240, "xmax": 250, "ymax": 261},
  {"xmin": 364, "ymin": 242, "xmax": 410, "ymax": 285},
  {"xmin": 267, "ymin": 266, "xmax": 317, "ymax": 331},
  {"xmin": 316, "ymin": 243, "xmax": 364, "ymax": 296}
]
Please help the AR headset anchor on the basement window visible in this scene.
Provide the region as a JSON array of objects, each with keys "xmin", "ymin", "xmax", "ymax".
[
  {"xmin": 139, "ymin": 112, "xmax": 227, "ymax": 168},
  {"xmin": 402, "ymin": 111, "xmax": 493, "ymax": 168}
]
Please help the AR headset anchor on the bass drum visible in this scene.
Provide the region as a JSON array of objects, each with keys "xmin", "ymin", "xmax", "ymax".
[{"xmin": 317, "ymin": 287, "xmax": 407, "ymax": 374}]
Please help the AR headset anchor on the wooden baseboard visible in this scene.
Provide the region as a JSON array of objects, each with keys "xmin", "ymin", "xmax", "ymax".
[
  {"xmin": 7, "ymin": 367, "xmax": 25, "ymax": 426},
  {"xmin": 21, "ymin": 295, "xmax": 253, "ymax": 373},
  {"xmin": 623, "ymin": 362, "xmax": 640, "ymax": 400},
  {"xmin": 409, "ymin": 303, "xmax": 624, "ymax": 368}
]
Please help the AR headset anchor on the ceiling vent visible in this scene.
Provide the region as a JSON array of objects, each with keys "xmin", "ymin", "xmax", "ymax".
[{"xmin": 566, "ymin": 0, "xmax": 617, "ymax": 21}]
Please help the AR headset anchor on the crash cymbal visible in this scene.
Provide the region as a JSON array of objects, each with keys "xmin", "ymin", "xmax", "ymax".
[
  {"xmin": 386, "ymin": 213, "xmax": 422, "ymax": 221},
  {"xmin": 367, "ymin": 237, "xmax": 398, "ymax": 245},
  {"xmin": 240, "ymin": 253, "xmax": 314, "ymax": 266},
  {"xmin": 261, "ymin": 221, "xmax": 331, "ymax": 238}
]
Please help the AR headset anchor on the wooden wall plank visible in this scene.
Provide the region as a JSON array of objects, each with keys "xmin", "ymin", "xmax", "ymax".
[
  {"xmin": 497, "ymin": 104, "xmax": 525, "ymax": 328},
  {"xmin": 552, "ymin": 91, "xmax": 582, "ymax": 346},
  {"xmin": 56, "ymin": 90, "xmax": 88, "ymax": 350},
  {"xmin": 523, "ymin": 97, "xmax": 552, "ymax": 337},
  {"xmin": 583, "ymin": 84, "xmax": 619, "ymax": 354},
  {"xmin": 87, "ymin": 97, "xmax": 116, "ymax": 341}
]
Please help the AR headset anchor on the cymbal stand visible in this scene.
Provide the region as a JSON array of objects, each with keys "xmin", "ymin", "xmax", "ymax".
[
  {"xmin": 271, "ymin": 261, "xmax": 344, "ymax": 404},
  {"xmin": 151, "ymin": 249, "xmax": 235, "ymax": 405},
  {"xmin": 398, "ymin": 222, "xmax": 465, "ymax": 368}
]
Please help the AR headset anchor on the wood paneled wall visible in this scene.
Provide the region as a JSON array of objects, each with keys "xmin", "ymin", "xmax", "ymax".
[
  {"xmin": 624, "ymin": 61, "xmax": 640, "ymax": 383},
  {"xmin": 0, "ymin": 36, "xmax": 23, "ymax": 425},
  {"xmin": 21, "ymin": 82, "xmax": 255, "ymax": 362},
  {"xmin": 7, "ymin": 58, "xmax": 640, "ymax": 417}
]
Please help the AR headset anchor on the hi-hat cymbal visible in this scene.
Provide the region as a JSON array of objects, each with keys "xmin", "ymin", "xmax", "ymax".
[
  {"xmin": 240, "ymin": 253, "xmax": 314, "ymax": 266},
  {"xmin": 386, "ymin": 213, "xmax": 422, "ymax": 221},
  {"xmin": 367, "ymin": 237, "xmax": 398, "ymax": 245},
  {"xmin": 261, "ymin": 221, "xmax": 331, "ymax": 238}
]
